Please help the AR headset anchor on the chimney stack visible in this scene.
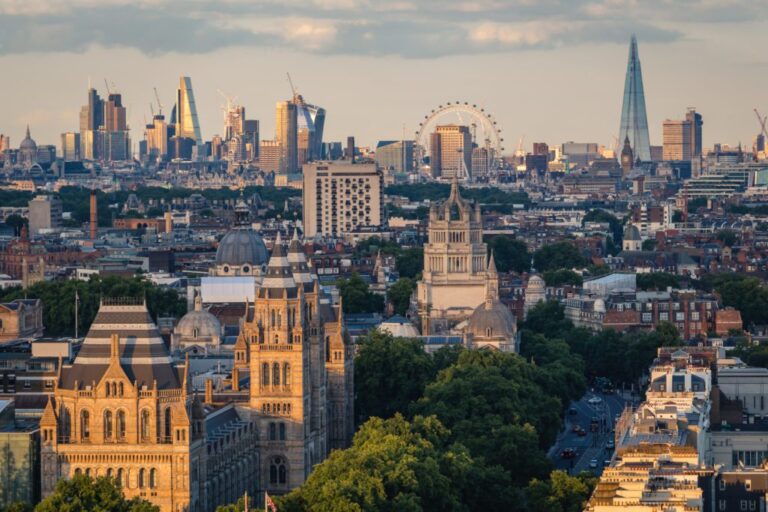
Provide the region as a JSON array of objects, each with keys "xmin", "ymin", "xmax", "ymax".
[{"xmin": 89, "ymin": 191, "xmax": 97, "ymax": 240}]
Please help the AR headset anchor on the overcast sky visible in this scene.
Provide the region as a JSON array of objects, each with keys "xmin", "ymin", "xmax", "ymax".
[{"xmin": 1, "ymin": 0, "xmax": 766, "ymax": 153}]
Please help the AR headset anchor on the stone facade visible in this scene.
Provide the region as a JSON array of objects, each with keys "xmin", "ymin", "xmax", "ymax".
[
  {"xmin": 415, "ymin": 178, "xmax": 489, "ymax": 334},
  {"xmin": 0, "ymin": 299, "xmax": 43, "ymax": 342}
]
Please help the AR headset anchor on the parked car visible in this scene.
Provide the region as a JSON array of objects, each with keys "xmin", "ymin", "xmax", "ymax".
[
  {"xmin": 560, "ymin": 448, "xmax": 577, "ymax": 459},
  {"xmin": 589, "ymin": 459, "xmax": 598, "ymax": 469},
  {"xmin": 572, "ymin": 424, "xmax": 583, "ymax": 433},
  {"xmin": 588, "ymin": 396, "xmax": 603, "ymax": 406},
  {"xmin": 569, "ymin": 407, "xmax": 578, "ymax": 415},
  {"xmin": 606, "ymin": 440, "xmax": 615, "ymax": 450}
]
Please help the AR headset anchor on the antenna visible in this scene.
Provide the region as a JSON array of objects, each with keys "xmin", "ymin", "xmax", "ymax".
[{"xmin": 153, "ymin": 87, "xmax": 164, "ymax": 116}]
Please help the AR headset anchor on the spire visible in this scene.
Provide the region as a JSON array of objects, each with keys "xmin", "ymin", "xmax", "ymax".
[
  {"xmin": 25, "ymin": 125, "xmax": 30, "ymax": 138},
  {"xmin": 488, "ymin": 251, "xmax": 497, "ymax": 275},
  {"xmin": 485, "ymin": 252, "xmax": 499, "ymax": 307},
  {"xmin": 194, "ymin": 290, "xmax": 202, "ymax": 311},
  {"xmin": 618, "ymin": 34, "xmax": 651, "ymax": 162},
  {"xmin": 292, "ymin": 227, "xmax": 299, "ymax": 242}
]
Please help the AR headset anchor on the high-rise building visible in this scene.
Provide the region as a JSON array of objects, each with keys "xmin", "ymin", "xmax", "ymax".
[
  {"xmin": 663, "ymin": 119, "xmax": 692, "ymax": 161},
  {"xmin": 259, "ymin": 140, "xmax": 281, "ymax": 173},
  {"xmin": 145, "ymin": 115, "xmax": 168, "ymax": 162},
  {"xmin": 28, "ymin": 195, "xmax": 62, "ymax": 236},
  {"xmin": 293, "ymin": 94, "xmax": 325, "ymax": 162},
  {"xmin": 61, "ymin": 132, "xmax": 80, "ymax": 162},
  {"xmin": 79, "ymin": 87, "xmax": 104, "ymax": 160},
  {"xmin": 276, "ymin": 101, "xmax": 298, "ymax": 174},
  {"xmin": 686, "ymin": 108, "xmax": 703, "ymax": 159},
  {"xmin": 176, "ymin": 76, "xmax": 203, "ymax": 153},
  {"xmin": 302, "ymin": 162, "xmax": 383, "ymax": 238},
  {"xmin": 243, "ymin": 120, "xmax": 259, "ymax": 161},
  {"xmin": 533, "ymin": 142, "xmax": 549, "ymax": 156},
  {"xmin": 618, "ymin": 35, "xmax": 651, "ymax": 162},
  {"xmin": 0, "ymin": 134, "xmax": 9, "ymax": 154},
  {"xmin": 430, "ymin": 125, "xmax": 472, "ymax": 180},
  {"xmin": 375, "ymin": 140, "xmax": 414, "ymax": 173},
  {"xmin": 102, "ymin": 93, "xmax": 130, "ymax": 161}
]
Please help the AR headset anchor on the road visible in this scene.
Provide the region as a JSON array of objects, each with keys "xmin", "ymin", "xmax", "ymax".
[{"xmin": 548, "ymin": 391, "xmax": 633, "ymax": 476}]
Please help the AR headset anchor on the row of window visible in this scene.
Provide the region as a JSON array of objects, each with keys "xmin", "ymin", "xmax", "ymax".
[
  {"xmin": 58, "ymin": 407, "xmax": 173, "ymax": 443},
  {"xmin": 732, "ymin": 450, "xmax": 768, "ymax": 467},
  {"xmin": 73, "ymin": 467, "xmax": 158, "ymax": 488},
  {"xmin": 260, "ymin": 363, "xmax": 291, "ymax": 387},
  {"xmin": 262, "ymin": 403, "xmax": 292, "ymax": 415}
]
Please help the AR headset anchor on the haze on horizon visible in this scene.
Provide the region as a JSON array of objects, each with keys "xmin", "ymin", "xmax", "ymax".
[{"xmin": 1, "ymin": 0, "xmax": 766, "ymax": 153}]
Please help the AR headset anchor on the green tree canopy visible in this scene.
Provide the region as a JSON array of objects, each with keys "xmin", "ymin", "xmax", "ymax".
[
  {"xmin": 35, "ymin": 474, "xmax": 159, "ymax": 512},
  {"xmin": 336, "ymin": 273, "xmax": 385, "ymax": 315},
  {"xmin": 526, "ymin": 471, "xmax": 597, "ymax": 512},
  {"xmin": 486, "ymin": 236, "xmax": 531, "ymax": 273},
  {"xmin": 533, "ymin": 242, "xmax": 587, "ymax": 272},
  {"xmin": 4, "ymin": 215, "xmax": 28, "ymax": 237},
  {"xmin": 636, "ymin": 272, "xmax": 679, "ymax": 291},
  {"xmin": 582, "ymin": 209, "xmax": 623, "ymax": 245},
  {"xmin": 395, "ymin": 248, "xmax": 424, "ymax": 279},
  {"xmin": 387, "ymin": 277, "xmax": 416, "ymax": 316},
  {"xmin": 543, "ymin": 269, "xmax": 583, "ymax": 287}
]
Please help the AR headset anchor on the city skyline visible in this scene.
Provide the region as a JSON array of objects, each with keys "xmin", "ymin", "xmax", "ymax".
[{"xmin": 1, "ymin": 1, "xmax": 767, "ymax": 151}]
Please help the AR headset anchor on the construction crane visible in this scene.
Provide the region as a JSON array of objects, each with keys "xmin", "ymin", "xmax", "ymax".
[
  {"xmin": 153, "ymin": 87, "xmax": 164, "ymax": 116},
  {"xmin": 754, "ymin": 109, "xmax": 768, "ymax": 140},
  {"xmin": 104, "ymin": 79, "xmax": 111, "ymax": 95},
  {"xmin": 286, "ymin": 72, "xmax": 298, "ymax": 101}
]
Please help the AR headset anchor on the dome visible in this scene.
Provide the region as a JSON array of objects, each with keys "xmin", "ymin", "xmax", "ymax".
[
  {"xmin": 528, "ymin": 274, "xmax": 545, "ymax": 289},
  {"xmin": 623, "ymin": 224, "xmax": 641, "ymax": 241},
  {"xmin": 215, "ymin": 228, "xmax": 268, "ymax": 267},
  {"xmin": 467, "ymin": 300, "xmax": 516, "ymax": 340},
  {"xmin": 380, "ymin": 315, "xmax": 419, "ymax": 338},
  {"xmin": 20, "ymin": 126, "xmax": 36, "ymax": 151},
  {"xmin": 175, "ymin": 295, "xmax": 221, "ymax": 340}
]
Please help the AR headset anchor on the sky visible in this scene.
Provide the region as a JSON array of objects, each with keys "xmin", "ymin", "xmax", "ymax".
[{"xmin": 1, "ymin": 0, "xmax": 767, "ymax": 154}]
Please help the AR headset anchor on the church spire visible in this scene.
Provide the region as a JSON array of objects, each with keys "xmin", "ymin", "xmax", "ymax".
[{"xmin": 485, "ymin": 252, "xmax": 499, "ymax": 308}]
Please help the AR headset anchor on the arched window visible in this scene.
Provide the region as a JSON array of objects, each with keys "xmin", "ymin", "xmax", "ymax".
[
  {"xmin": 80, "ymin": 410, "xmax": 90, "ymax": 440},
  {"xmin": 325, "ymin": 336, "xmax": 331, "ymax": 362},
  {"xmin": 85, "ymin": 468, "xmax": 91, "ymax": 477},
  {"xmin": 60, "ymin": 407, "xmax": 71, "ymax": 441},
  {"xmin": 111, "ymin": 382, "xmax": 117, "ymax": 397},
  {"xmin": 117, "ymin": 410, "xmax": 126, "ymax": 440},
  {"xmin": 140, "ymin": 410, "xmax": 150, "ymax": 441},
  {"xmin": 269, "ymin": 456, "xmax": 287, "ymax": 485},
  {"xmin": 103, "ymin": 410, "xmax": 113, "ymax": 440},
  {"xmin": 272, "ymin": 363, "xmax": 280, "ymax": 386},
  {"xmin": 279, "ymin": 422, "xmax": 286, "ymax": 441},
  {"xmin": 262, "ymin": 363, "xmax": 269, "ymax": 386},
  {"xmin": 106, "ymin": 468, "xmax": 113, "ymax": 478},
  {"xmin": 118, "ymin": 382, "xmax": 124, "ymax": 396},
  {"xmin": 269, "ymin": 422, "xmax": 276, "ymax": 441},
  {"xmin": 283, "ymin": 363, "xmax": 290, "ymax": 387},
  {"xmin": 74, "ymin": 468, "xmax": 82, "ymax": 476},
  {"xmin": 105, "ymin": 383, "xmax": 111, "ymax": 397},
  {"xmin": 116, "ymin": 468, "xmax": 124, "ymax": 487},
  {"xmin": 164, "ymin": 408, "xmax": 172, "ymax": 442},
  {"xmin": 139, "ymin": 468, "xmax": 146, "ymax": 488},
  {"xmin": 271, "ymin": 310, "xmax": 275, "ymax": 327},
  {"xmin": 277, "ymin": 311, "xmax": 281, "ymax": 328},
  {"xmin": 149, "ymin": 468, "xmax": 157, "ymax": 488}
]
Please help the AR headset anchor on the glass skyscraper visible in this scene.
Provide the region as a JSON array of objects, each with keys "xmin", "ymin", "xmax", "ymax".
[
  {"xmin": 176, "ymin": 76, "xmax": 203, "ymax": 148},
  {"xmin": 618, "ymin": 35, "xmax": 651, "ymax": 162}
]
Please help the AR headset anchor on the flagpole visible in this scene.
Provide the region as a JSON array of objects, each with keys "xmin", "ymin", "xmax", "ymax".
[{"xmin": 75, "ymin": 289, "xmax": 79, "ymax": 339}]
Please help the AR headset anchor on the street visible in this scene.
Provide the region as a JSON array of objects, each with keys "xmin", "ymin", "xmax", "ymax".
[{"xmin": 548, "ymin": 391, "xmax": 632, "ymax": 476}]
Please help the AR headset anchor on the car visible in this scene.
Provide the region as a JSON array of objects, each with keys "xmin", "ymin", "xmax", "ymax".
[
  {"xmin": 606, "ymin": 440, "xmax": 615, "ymax": 450},
  {"xmin": 569, "ymin": 407, "xmax": 578, "ymax": 415},
  {"xmin": 560, "ymin": 448, "xmax": 577, "ymax": 459},
  {"xmin": 589, "ymin": 459, "xmax": 598, "ymax": 469},
  {"xmin": 577, "ymin": 429, "xmax": 588, "ymax": 437},
  {"xmin": 603, "ymin": 460, "xmax": 611, "ymax": 467},
  {"xmin": 588, "ymin": 396, "xmax": 603, "ymax": 406},
  {"xmin": 572, "ymin": 424, "xmax": 583, "ymax": 433}
]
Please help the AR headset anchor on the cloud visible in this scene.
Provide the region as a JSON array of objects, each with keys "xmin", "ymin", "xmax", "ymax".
[{"xmin": 0, "ymin": 0, "xmax": 762, "ymax": 58}]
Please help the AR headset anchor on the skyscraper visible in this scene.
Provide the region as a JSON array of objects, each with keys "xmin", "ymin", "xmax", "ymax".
[
  {"xmin": 662, "ymin": 109, "xmax": 703, "ymax": 163},
  {"xmin": 176, "ymin": 76, "xmax": 203, "ymax": 151},
  {"xmin": 618, "ymin": 35, "xmax": 651, "ymax": 162},
  {"xmin": 61, "ymin": 132, "xmax": 81, "ymax": 162},
  {"xmin": 430, "ymin": 125, "xmax": 472, "ymax": 180},
  {"xmin": 79, "ymin": 87, "xmax": 103, "ymax": 160},
  {"xmin": 276, "ymin": 100, "xmax": 298, "ymax": 174}
]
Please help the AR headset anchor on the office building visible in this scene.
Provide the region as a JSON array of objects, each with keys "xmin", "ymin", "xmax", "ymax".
[
  {"xmin": 302, "ymin": 162, "xmax": 383, "ymax": 238},
  {"xmin": 532, "ymin": 142, "xmax": 549, "ymax": 156},
  {"xmin": 259, "ymin": 140, "xmax": 281, "ymax": 173},
  {"xmin": 430, "ymin": 125, "xmax": 472, "ymax": 180},
  {"xmin": 663, "ymin": 119, "xmax": 692, "ymax": 161},
  {"xmin": 375, "ymin": 140, "xmax": 414, "ymax": 173},
  {"xmin": 243, "ymin": 120, "xmax": 259, "ymax": 161},
  {"xmin": 618, "ymin": 35, "xmax": 651, "ymax": 162},
  {"xmin": 60, "ymin": 132, "xmax": 80, "ymax": 162},
  {"xmin": 145, "ymin": 115, "xmax": 168, "ymax": 162},
  {"xmin": 79, "ymin": 87, "xmax": 103, "ymax": 160},
  {"xmin": 0, "ymin": 134, "xmax": 9, "ymax": 154},
  {"xmin": 28, "ymin": 195, "xmax": 62, "ymax": 236},
  {"xmin": 293, "ymin": 93, "xmax": 325, "ymax": 162},
  {"xmin": 276, "ymin": 101, "xmax": 298, "ymax": 174},
  {"xmin": 0, "ymin": 400, "xmax": 40, "ymax": 509},
  {"xmin": 176, "ymin": 76, "xmax": 203, "ymax": 154},
  {"xmin": 562, "ymin": 142, "xmax": 600, "ymax": 168}
]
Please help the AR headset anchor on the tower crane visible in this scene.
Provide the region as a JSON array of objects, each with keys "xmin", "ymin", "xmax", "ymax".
[
  {"xmin": 286, "ymin": 72, "xmax": 298, "ymax": 101},
  {"xmin": 153, "ymin": 87, "xmax": 164, "ymax": 116},
  {"xmin": 754, "ymin": 109, "xmax": 768, "ymax": 140}
]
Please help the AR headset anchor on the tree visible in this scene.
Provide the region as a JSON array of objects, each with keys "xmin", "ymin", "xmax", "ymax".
[
  {"xmin": 526, "ymin": 471, "xmax": 597, "ymax": 512},
  {"xmin": 277, "ymin": 415, "xmax": 475, "ymax": 512},
  {"xmin": 336, "ymin": 273, "xmax": 385, "ymax": 315},
  {"xmin": 4, "ymin": 215, "xmax": 27, "ymax": 237},
  {"xmin": 35, "ymin": 474, "xmax": 159, "ymax": 512},
  {"xmin": 641, "ymin": 239, "xmax": 656, "ymax": 251},
  {"xmin": 636, "ymin": 272, "xmax": 679, "ymax": 291},
  {"xmin": 713, "ymin": 276, "xmax": 768, "ymax": 327},
  {"xmin": 582, "ymin": 209, "xmax": 623, "ymax": 246},
  {"xmin": 354, "ymin": 330, "xmax": 435, "ymax": 425},
  {"xmin": 486, "ymin": 236, "xmax": 530, "ymax": 273},
  {"xmin": 542, "ymin": 269, "xmax": 582, "ymax": 287},
  {"xmin": 395, "ymin": 248, "xmax": 424, "ymax": 279},
  {"xmin": 387, "ymin": 277, "xmax": 416, "ymax": 316},
  {"xmin": 533, "ymin": 242, "xmax": 587, "ymax": 272},
  {"xmin": 214, "ymin": 497, "xmax": 246, "ymax": 512},
  {"xmin": 716, "ymin": 229, "xmax": 737, "ymax": 247}
]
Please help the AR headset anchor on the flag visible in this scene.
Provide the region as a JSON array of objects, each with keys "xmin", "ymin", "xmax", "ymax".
[{"xmin": 265, "ymin": 492, "xmax": 277, "ymax": 512}]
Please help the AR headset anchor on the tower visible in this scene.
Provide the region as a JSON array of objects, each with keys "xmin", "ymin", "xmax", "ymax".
[
  {"xmin": 621, "ymin": 136, "xmax": 634, "ymax": 176},
  {"xmin": 89, "ymin": 190, "xmax": 97, "ymax": 240},
  {"xmin": 276, "ymin": 101, "xmax": 298, "ymax": 174},
  {"xmin": 176, "ymin": 76, "xmax": 203, "ymax": 152},
  {"xmin": 618, "ymin": 35, "xmax": 651, "ymax": 162}
]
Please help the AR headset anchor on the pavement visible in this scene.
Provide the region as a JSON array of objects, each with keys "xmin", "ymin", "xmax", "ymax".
[{"xmin": 548, "ymin": 390, "xmax": 634, "ymax": 476}]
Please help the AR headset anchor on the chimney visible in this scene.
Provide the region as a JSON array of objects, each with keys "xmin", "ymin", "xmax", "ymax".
[
  {"xmin": 232, "ymin": 368, "xmax": 239, "ymax": 392},
  {"xmin": 346, "ymin": 136, "xmax": 355, "ymax": 163},
  {"xmin": 164, "ymin": 211, "xmax": 173, "ymax": 233},
  {"xmin": 89, "ymin": 191, "xmax": 97, "ymax": 240}
]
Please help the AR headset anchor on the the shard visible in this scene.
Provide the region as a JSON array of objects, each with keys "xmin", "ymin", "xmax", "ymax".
[{"xmin": 618, "ymin": 35, "xmax": 651, "ymax": 162}]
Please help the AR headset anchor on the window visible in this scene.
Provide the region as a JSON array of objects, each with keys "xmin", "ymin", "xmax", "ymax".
[
  {"xmin": 140, "ymin": 410, "xmax": 150, "ymax": 441},
  {"xmin": 262, "ymin": 363, "xmax": 269, "ymax": 386},
  {"xmin": 149, "ymin": 468, "xmax": 157, "ymax": 489},
  {"xmin": 691, "ymin": 311, "xmax": 700, "ymax": 321},
  {"xmin": 279, "ymin": 422, "xmax": 286, "ymax": 441},
  {"xmin": 269, "ymin": 456, "xmax": 287, "ymax": 485},
  {"xmin": 741, "ymin": 500, "xmax": 748, "ymax": 511},
  {"xmin": 139, "ymin": 468, "xmax": 146, "ymax": 489},
  {"xmin": 659, "ymin": 312, "xmax": 669, "ymax": 321},
  {"xmin": 269, "ymin": 422, "xmax": 276, "ymax": 441},
  {"xmin": 116, "ymin": 468, "xmax": 124, "ymax": 487},
  {"xmin": 104, "ymin": 410, "xmax": 113, "ymax": 440},
  {"xmin": 80, "ymin": 410, "xmax": 90, "ymax": 440},
  {"xmin": 283, "ymin": 363, "xmax": 291, "ymax": 387},
  {"xmin": 117, "ymin": 410, "xmax": 126, "ymax": 440},
  {"xmin": 273, "ymin": 363, "xmax": 280, "ymax": 386},
  {"xmin": 164, "ymin": 408, "xmax": 172, "ymax": 442}
]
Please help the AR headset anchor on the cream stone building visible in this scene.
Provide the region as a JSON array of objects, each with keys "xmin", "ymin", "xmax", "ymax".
[
  {"xmin": 40, "ymin": 230, "xmax": 354, "ymax": 512},
  {"xmin": 464, "ymin": 254, "xmax": 518, "ymax": 352},
  {"xmin": 415, "ymin": 178, "xmax": 490, "ymax": 334}
]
